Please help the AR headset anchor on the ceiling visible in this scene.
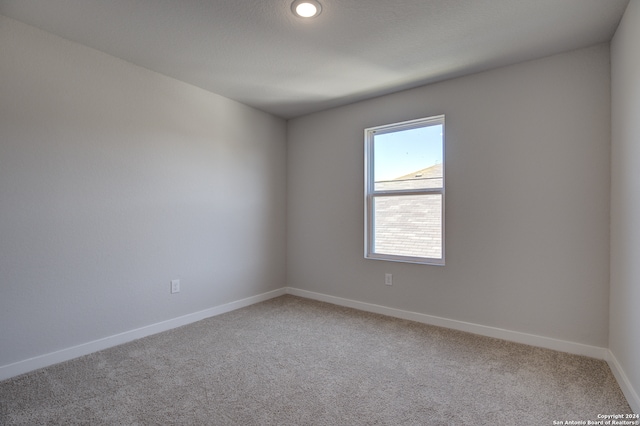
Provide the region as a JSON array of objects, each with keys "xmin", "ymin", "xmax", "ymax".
[{"xmin": 0, "ymin": 0, "xmax": 630, "ymax": 119}]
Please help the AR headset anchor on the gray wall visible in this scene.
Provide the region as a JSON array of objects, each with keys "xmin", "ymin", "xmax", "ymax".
[
  {"xmin": 611, "ymin": 0, "xmax": 640, "ymax": 409},
  {"xmin": 0, "ymin": 15, "xmax": 287, "ymax": 367},
  {"xmin": 287, "ymin": 44, "xmax": 611, "ymax": 347}
]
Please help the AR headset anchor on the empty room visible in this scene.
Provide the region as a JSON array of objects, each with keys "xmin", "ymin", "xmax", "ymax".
[{"xmin": 1, "ymin": 0, "xmax": 639, "ymax": 424}]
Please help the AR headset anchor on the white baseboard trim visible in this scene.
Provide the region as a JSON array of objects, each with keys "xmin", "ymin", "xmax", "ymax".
[
  {"xmin": 5, "ymin": 287, "xmax": 637, "ymax": 414},
  {"xmin": 0, "ymin": 288, "xmax": 286, "ymax": 382},
  {"xmin": 286, "ymin": 287, "xmax": 609, "ymax": 360},
  {"xmin": 606, "ymin": 350, "xmax": 640, "ymax": 414}
]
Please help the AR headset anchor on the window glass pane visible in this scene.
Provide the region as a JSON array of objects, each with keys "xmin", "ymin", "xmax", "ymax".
[
  {"xmin": 373, "ymin": 194, "xmax": 442, "ymax": 259},
  {"xmin": 373, "ymin": 125, "xmax": 443, "ymax": 191}
]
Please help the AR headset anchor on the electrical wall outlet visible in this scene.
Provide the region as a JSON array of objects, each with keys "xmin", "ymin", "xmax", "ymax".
[
  {"xmin": 385, "ymin": 273, "xmax": 393, "ymax": 286},
  {"xmin": 171, "ymin": 279, "xmax": 180, "ymax": 294}
]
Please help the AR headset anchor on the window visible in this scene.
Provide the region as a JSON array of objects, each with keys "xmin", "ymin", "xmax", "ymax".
[{"xmin": 364, "ymin": 115, "xmax": 445, "ymax": 265}]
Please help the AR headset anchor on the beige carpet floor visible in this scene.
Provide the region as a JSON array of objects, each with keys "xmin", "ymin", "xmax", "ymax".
[{"xmin": 0, "ymin": 295, "xmax": 632, "ymax": 425}]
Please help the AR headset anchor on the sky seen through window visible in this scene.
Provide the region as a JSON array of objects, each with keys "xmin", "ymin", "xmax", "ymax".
[{"xmin": 373, "ymin": 125, "xmax": 443, "ymax": 182}]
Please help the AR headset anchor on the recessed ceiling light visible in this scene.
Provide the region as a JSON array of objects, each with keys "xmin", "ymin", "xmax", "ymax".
[{"xmin": 291, "ymin": 0, "xmax": 322, "ymax": 18}]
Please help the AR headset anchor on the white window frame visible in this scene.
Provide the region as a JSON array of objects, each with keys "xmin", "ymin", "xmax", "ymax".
[{"xmin": 364, "ymin": 115, "xmax": 445, "ymax": 265}]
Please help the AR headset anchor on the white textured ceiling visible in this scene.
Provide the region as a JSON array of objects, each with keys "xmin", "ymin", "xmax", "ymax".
[{"xmin": 0, "ymin": 0, "xmax": 630, "ymax": 118}]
